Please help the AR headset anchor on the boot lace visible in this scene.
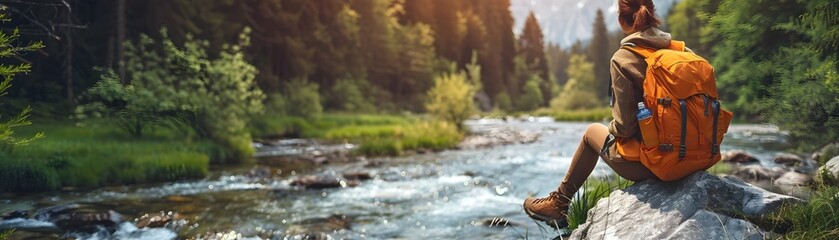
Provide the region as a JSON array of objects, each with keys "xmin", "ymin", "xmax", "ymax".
[{"xmin": 533, "ymin": 191, "xmax": 563, "ymax": 206}]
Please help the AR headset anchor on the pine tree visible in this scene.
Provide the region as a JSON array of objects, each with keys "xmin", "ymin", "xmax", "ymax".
[
  {"xmin": 518, "ymin": 12, "xmax": 550, "ymax": 105},
  {"xmin": 589, "ymin": 9, "xmax": 610, "ymax": 100}
]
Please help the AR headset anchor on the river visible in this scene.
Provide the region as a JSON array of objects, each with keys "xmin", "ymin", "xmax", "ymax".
[{"xmin": 0, "ymin": 119, "xmax": 791, "ymax": 239}]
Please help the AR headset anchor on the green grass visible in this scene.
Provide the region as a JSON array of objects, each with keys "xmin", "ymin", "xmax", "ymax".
[
  {"xmin": 567, "ymin": 175, "xmax": 634, "ymax": 231},
  {"xmin": 0, "ymin": 229, "xmax": 12, "ymax": 240},
  {"xmin": 532, "ymin": 107, "xmax": 612, "ymax": 122},
  {"xmin": 1, "ymin": 121, "xmax": 211, "ymax": 192},
  {"xmin": 250, "ymin": 113, "xmax": 462, "ymax": 156},
  {"xmin": 707, "ymin": 162, "xmax": 735, "ymax": 175},
  {"xmin": 772, "ymin": 186, "xmax": 839, "ymax": 239}
]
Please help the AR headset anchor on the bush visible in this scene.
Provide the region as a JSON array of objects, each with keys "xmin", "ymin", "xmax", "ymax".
[
  {"xmin": 426, "ymin": 69, "xmax": 477, "ymax": 129},
  {"xmin": 328, "ymin": 79, "xmax": 376, "ymax": 113},
  {"xmin": 280, "ymin": 79, "xmax": 323, "ymax": 120},
  {"xmin": 494, "ymin": 92, "xmax": 513, "ymax": 113},
  {"xmin": 553, "ymin": 55, "xmax": 602, "ymax": 110},
  {"xmin": 517, "ymin": 75, "xmax": 545, "ymax": 111},
  {"xmin": 79, "ymin": 28, "xmax": 264, "ymax": 159}
]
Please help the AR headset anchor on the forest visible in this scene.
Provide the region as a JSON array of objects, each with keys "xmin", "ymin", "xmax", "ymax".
[{"xmin": 0, "ymin": 0, "xmax": 838, "ymax": 239}]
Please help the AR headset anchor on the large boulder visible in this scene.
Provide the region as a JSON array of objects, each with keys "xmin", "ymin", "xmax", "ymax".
[
  {"xmin": 569, "ymin": 172, "xmax": 801, "ymax": 240},
  {"xmin": 817, "ymin": 156, "xmax": 839, "ymax": 185}
]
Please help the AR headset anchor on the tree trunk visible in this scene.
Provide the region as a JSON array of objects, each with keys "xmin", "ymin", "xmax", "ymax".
[
  {"xmin": 116, "ymin": 0, "xmax": 126, "ymax": 83},
  {"xmin": 65, "ymin": 6, "xmax": 74, "ymax": 103}
]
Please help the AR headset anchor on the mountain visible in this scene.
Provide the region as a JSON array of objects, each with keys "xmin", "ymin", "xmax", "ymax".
[{"xmin": 512, "ymin": 0, "xmax": 679, "ymax": 47}]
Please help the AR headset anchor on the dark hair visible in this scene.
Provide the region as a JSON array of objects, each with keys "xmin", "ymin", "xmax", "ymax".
[{"xmin": 618, "ymin": 0, "xmax": 661, "ymax": 33}]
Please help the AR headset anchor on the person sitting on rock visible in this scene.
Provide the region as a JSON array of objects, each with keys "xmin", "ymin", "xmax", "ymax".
[{"xmin": 523, "ymin": 0, "xmax": 731, "ymax": 228}]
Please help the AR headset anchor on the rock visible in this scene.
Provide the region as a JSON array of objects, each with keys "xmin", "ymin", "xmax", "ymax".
[
  {"xmin": 774, "ymin": 171, "xmax": 813, "ymax": 187},
  {"xmin": 721, "ymin": 150, "xmax": 760, "ymax": 164},
  {"xmin": 812, "ymin": 143, "xmax": 839, "ymax": 164},
  {"xmin": 773, "ymin": 153, "xmax": 803, "ymax": 167},
  {"xmin": 1, "ymin": 210, "xmax": 28, "ymax": 220},
  {"xmin": 135, "ymin": 211, "xmax": 182, "ymax": 228},
  {"xmin": 816, "ymin": 156, "xmax": 839, "ymax": 185},
  {"xmin": 342, "ymin": 171, "xmax": 373, "ymax": 181},
  {"xmin": 33, "ymin": 204, "xmax": 123, "ymax": 232},
  {"xmin": 569, "ymin": 172, "xmax": 801, "ymax": 240},
  {"xmin": 290, "ymin": 175, "xmax": 359, "ymax": 189},
  {"xmin": 774, "ymin": 171, "xmax": 814, "ymax": 198},
  {"xmin": 457, "ymin": 128, "xmax": 540, "ymax": 150},
  {"xmin": 731, "ymin": 165, "xmax": 787, "ymax": 182}
]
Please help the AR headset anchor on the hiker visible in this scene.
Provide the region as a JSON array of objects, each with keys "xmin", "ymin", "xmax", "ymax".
[{"xmin": 522, "ymin": 0, "xmax": 732, "ymax": 228}]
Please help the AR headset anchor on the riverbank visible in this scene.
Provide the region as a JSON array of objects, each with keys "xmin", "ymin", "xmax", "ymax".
[
  {"xmin": 1, "ymin": 114, "xmax": 464, "ymax": 193},
  {"xmin": 250, "ymin": 113, "xmax": 463, "ymax": 156}
]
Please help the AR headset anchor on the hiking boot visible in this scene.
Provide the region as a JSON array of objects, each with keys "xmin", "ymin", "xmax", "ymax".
[{"xmin": 523, "ymin": 191, "xmax": 570, "ymax": 228}]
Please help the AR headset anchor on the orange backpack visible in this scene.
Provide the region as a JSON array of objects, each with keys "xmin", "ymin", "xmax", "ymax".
[{"xmin": 615, "ymin": 40, "xmax": 733, "ymax": 181}]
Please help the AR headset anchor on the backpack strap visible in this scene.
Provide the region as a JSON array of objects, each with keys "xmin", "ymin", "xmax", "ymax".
[
  {"xmin": 711, "ymin": 100, "xmax": 720, "ymax": 157},
  {"xmin": 679, "ymin": 99, "xmax": 688, "ymax": 160},
  {"xmin": 620, "ymin": 44, "xmax": 656, "ymax": 59},
  {"xmin": 668, "ymin": 40, "xmax": 687, "ymax": 52}
]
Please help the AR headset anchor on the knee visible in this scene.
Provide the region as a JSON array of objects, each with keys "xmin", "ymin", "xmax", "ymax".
[{"xmin": 585, "ymin": 123, "xmax": 607, "ymax": 135}]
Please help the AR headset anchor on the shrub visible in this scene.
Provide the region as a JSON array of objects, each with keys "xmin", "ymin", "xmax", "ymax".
[
  {"xmin": 494, "ymin": 92, "xmax": 513, "ymax": 113},
  {"xmin": 553, "ymin": 55, "xmax": 602, "ymax": 110},
  {"xmin": 774, "ymin": 186, "xmax": 839, "ymax": 239},
  {"xmin": 426, "ymin": 69, "xmax": 477, "ymax": 129},
  {"xmin": 79, "ymin": 28, "xmax": 264, "ymax": 159},
  {"xmin": 281, "ymin": 79, "xmax": 323, "ymax": 120},
  {"xmin": 328, "ymin": 79, "xmax": 376, "ymax": 113},
  {"xmin": 517, "ymin": 75, "xmax": 545, "ymax": 111}
]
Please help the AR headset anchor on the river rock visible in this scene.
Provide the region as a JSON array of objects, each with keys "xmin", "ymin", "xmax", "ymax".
[
  {"xmin": 135, "ymin": 211, "xmax": 182, "ymax": 228},
  {"xmin": 812, "ymin": 143, "xmax": 839, "ymax": 163},
  {"xmin": 1, "ymin": 210, "xmax": 28, "ymax": 220},
  {"xmin": 569, "ymin": 172, "xmax": 801, "ymax": 240},
  {"xmin": 342, "ymin": 171, "xmax": 373, "ymax": 181},
  {"xmin": 816, "ymin": 156, "xmax": 839, "ymax": 185},
  {"xmin": 721, "ymin": 150, "xmax": 760, "ymax": 164},
  {"xmin": 731, "ymin": 165, "xmax": 787, "ymax": 182},
  {"xmin": 774, "ymin": 171, "xmax": 814, "ymax": 198},
  {"xmin": 290, "ymin": 175, "xmax": 360, "ymax": 189},
  {"xmin": 773, "ymin": 153, "xmax": 803, "ymax": 167},
  {"xmin": 32, "ymin": 204, "xmax": 123, "ymax": 232}
]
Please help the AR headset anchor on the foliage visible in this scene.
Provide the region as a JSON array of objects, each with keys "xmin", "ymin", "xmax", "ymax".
[
  {"xmin": 553, "ymin": 55, "xmax": 602, "ymax": 110},
  {"xmin": 494, "ymin": 92, "xmax": 514, "ymax": 113},
  {"xmin": 774, "ymin": 186, "xmax": 839, "ymax": 239},
  {"xmin": 426, "ymin": 67, "xmax": 477, "ymax": 129},
  {"xmin": 589, "ymin": 9, "xmax": 610, "ymax": 100},
  {"xmin": 76, "ymin": 69, "xmax": 170, "ymax": 137},
  {"xmin": 709, "ymin": 0, "xmax": 838, "ymax": 147},
  {"xmin": 250, "ymin": 113, "xmax": 461, "ymax": 156},
  {"xmin": 517, "ymin": 75, "xmax": 544, "ymax": 111},
  {"xmin": 328, "ymin": 79, "xmax": 376, "ymax": 113},
  {"xmin": 0, "ymin": 12, "xmax": 44, "ymax": 151},
  {"xmin": 279, "ymin": 79, "xmax": 323, "ymax": 120},
  {"xmin": 82, "ymin": 28, "xmax": 265, "ymax": 159},
  {"xmin": 0, "ymin": 229, "xmax": 12, "ymax": 240}
]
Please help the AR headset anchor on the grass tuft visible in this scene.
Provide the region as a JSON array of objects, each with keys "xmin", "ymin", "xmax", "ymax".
[
  {"xmin": 772, "ymin": 185, "xmax": 839, "ymax": 239},
  {"xmin": 567, "ymin": 175, "xmax": 634, "ymax": 231}
]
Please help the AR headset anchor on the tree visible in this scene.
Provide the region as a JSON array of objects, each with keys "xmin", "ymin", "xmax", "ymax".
[
  {"xmin": 552, "ymin": 55, "xmax": 601, "ymax": 110},
  {"xmin": 589, "ymin": 9, "xmax": 611, "ymax": 100},
  {"xmin": 518, "ymin": 11, "xmax": 551, "ymax": 105},
  {"xmin": 426, "ymin": 67, "xmax": 477, "ymax": 130},
  {"xmin": 0, "ymin": 11, "xmax": 45, "ymax": 151}
]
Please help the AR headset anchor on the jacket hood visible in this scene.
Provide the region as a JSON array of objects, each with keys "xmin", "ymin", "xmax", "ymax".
[{"xmin": 620, "ymin": 27, "xmax": 671, "ymax": 49}]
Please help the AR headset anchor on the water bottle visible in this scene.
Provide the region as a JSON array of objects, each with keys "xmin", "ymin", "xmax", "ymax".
[{"xmin": 637, "ymin": 102, "xmax": 660, "ymax": 147}]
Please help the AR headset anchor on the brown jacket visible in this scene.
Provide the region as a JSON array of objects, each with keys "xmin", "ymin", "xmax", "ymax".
[{"xmin": 607, "ymin": 27, "xmax": 684, "ymax": 161}]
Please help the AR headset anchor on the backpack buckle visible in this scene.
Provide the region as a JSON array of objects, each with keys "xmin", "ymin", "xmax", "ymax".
[
  {"xmin": 657, "ymin": 98, "xmax": 672, "ymax": 107},
  {"xmin": 659, "ymin": 144, "xmax": 674, "ymax": 152}
]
